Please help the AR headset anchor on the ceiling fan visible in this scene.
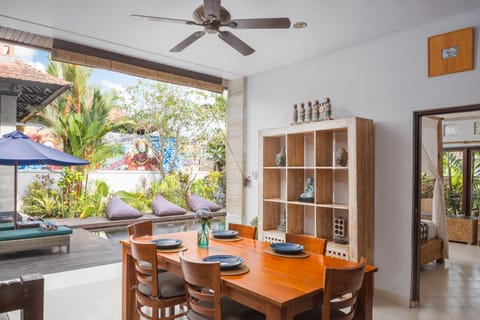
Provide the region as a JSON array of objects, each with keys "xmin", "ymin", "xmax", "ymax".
[{"xmin": 130, "ymin": 0, "xmax": 291, "ymax": 56}]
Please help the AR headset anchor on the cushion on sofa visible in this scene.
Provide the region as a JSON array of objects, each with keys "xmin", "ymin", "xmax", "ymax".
[
  {"xmin": 0, "ymin": 226, "xmax": 72, "ymax": 241},
  {"xmin": 106, "ymin": 196, "xmax": 142, "ymax": 220},
  {"xmin": 152, "ymin": 194, "xmax": 186, "ymax": 217},
  {"xmin": 188, "ymin": 194, "xmax": 221, "ymax": 212}
]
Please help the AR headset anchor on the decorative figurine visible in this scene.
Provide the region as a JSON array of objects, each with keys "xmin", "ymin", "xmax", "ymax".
[
  {"xmin": 299, "ymin": 176, "xmax": 314, "ymax": 203},
  {"xmin": 318, "ymin": 100, "xmax": 325, "ymax": 121},
  {"xmin": 335, "ymin": 147, "xmax": 348, "ymax": 167},
  {"xmin": 312, "ymin": 100, "xmax": 319, "ymax": 121},
  {"xmin": 275, "ymin": 146, "xmax": 286, "ymax": 167},
  {"xmin": 324, "ymin": 97, "xmax": 332, "ymax": 120},
  {"xmin": 277, "ymin": 210, "xmax": 286, "ymax": 232},
  {"xmin": 306, "ymin": 101, "xmax": 312, "ymax": 122},
  {"xmin": 293, "ymin": 104, "xmax": 298, "ymax": 124},
  {"xmin": 299, "ymin": 103, "xmax": 305, "ymax": 123}
]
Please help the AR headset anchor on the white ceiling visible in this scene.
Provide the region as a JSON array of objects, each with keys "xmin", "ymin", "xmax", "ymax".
[{"xmin": 1, "ymin": 0, "xmax": 480, "ymax": 80}]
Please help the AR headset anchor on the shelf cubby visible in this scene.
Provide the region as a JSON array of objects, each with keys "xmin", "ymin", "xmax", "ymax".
[{"xmin": 259, "ymin": 118, "xmax": 374, "ymax": 263}]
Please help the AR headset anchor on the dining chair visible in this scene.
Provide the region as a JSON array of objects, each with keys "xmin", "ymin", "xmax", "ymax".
[
  {"xmin": 129, "ymin": 236, "xmax": 187, "ymax": 320},
  {"xmin": 128, "ymin": 220, "xmax": 153, "ymax": 238},
  {"xmin": 179, "ymin": 254, "xmax": 265, "ymax": 320},
  {"xmin": 128, "ymin": 220, "xmax": 167, "ymax": 274},
  {"xmin": 294, "ymin": 257, "xmax": 367, "ymax": 320},
  {"xmin": 285, "ymin": 233, "xmax": 328, "ymax": 255},
  {"xmin": 228, "ymin": 222, "xmax": 257, "ymax": 239}
]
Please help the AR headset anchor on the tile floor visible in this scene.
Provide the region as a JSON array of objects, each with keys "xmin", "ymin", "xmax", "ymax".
[{"xmin": 6, "ymin": 242, "xmax": 480, "ymax": 319}]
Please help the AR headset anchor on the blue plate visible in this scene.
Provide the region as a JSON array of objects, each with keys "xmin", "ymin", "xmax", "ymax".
[
  {"xmin": 203, "ymin": 255, "xmax": 244, "ymax": 270},
  {"xmin": 270, "ymin": 242, "xmax": 304, "ymax": 254},
  {"xmin": 152, "ymin": 238, "xmax": 182, "ymax": 249},
  {"xmin": 211, "ymin": 230, "xmax": 239, "ymax": 239}
]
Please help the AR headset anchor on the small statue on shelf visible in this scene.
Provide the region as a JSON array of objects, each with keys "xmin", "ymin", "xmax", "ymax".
[
  {"xmin": 299, "ymin": 176, "xmax": 314, "ymax": 203},
  {"xmin": 299, "ymin": 103, "xmax": 305, "ymax": 123},
  {"xmin": 277, "ymin": 210, "xmax": 286, "ymax": 232},
  {"xmin": 292, "ymin": 104, "xmax": 298, "ymax": 124},
  {"xmin": 275, "ymin": 146, "xmax": 286, "ymax": 167},
  {"xmin": 335, "ymin": 147, "xmax": 348, "ymax": 167},
  {"xmin": 312, "ymin": 100, "xmax": 320, "ymax": 121},
  {"xmin": 324, "ymin": 97, "xmax": 333, "ymax": 120},
  {"xmin": 306, "ymin": 101, "xmax": 312, "ymax": 122}
]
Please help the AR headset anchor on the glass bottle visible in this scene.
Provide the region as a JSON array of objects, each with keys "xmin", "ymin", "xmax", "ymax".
[{"xmin": 197, "ymin": 222, "xmax": 209, "ymax": 248}]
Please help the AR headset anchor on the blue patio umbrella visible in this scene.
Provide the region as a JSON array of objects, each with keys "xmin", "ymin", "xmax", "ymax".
[{"xmin": 0, "ymin": 131, "xmax": 89, "ymax": 229}]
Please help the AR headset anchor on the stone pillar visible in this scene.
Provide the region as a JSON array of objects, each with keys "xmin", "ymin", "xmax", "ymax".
[
  {"xmin": 225, "ymin": 78, "xmax": 246, "ymax": 225},
  {"xmin": 0, "ymin": 82, "xmax": 20, "ymax": 212}
]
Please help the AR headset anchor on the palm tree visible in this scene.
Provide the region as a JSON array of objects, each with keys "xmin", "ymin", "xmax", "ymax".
[{"xmin": 34, "ymin": 61, "xmax": 134, "ymax": 168}]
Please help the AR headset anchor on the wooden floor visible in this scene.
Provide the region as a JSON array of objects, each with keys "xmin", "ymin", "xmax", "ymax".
[{"xmin": 0, "ymin": 228, "xmax": 121, "ymax": 281}]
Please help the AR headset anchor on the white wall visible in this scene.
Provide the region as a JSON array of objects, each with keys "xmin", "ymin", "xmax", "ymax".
[{"xmin": 245, "ymin": 10, "xmax": 480, "ymax": 301}]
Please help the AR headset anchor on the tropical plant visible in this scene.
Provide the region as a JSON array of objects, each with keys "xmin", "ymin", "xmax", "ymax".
[
  {"xmin": 420, "ymin": 172, "xmax": 434, "ymax": 199},
  {"xmin": 22, "ymin": 174, "xmax": 61, "ymax": 218},
  {"xmin": 80, "ymin": 180, "xmax": 110, "ymax": 218},
  {"xmin": 206, "ymin": 129, "xmax": 226, "ymax": 171},
  {"xmin": 443, "ymin": 151, "xmax": 463, "ymax": 215},
  {"xmin": 190, "ymin": 171, "xmax": 225, "ymax": 206},
  {"xmin": 115, "ymin": 190, "xmax": 151, "ymax": 213},
  {"xmin": 31, "ymin": 61, "xmax": 134, "ymax": 169},
  {"xmin": 57, "ymin": 167, "xmax": 86, "ymax": 218},
  {"xmin": 121, "ymin": 81, "xmax": 226, "ymax": 175},
  {"xmin": 154, "ymin": 172, "xmax": 193, "ymax": 209}
]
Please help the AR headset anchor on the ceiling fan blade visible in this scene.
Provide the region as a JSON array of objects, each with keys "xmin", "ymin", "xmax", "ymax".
[
  {"xmin": 130, "ymin": 14, "xmax": 199, "ymax": 25},
  {"xmin": 203, "ymin": 0, "xmax": 221, "ymax": 19},
  {"xmin": 170, "ymin": 31, "xmax": 206, "ymax": 52},
  {"xmin": 227, "ymin": 18, "xmax": 291, "ymax": 29},
  {"xmin": 218, "ymin": 31, "xmax": 255, "ymax": 56}
]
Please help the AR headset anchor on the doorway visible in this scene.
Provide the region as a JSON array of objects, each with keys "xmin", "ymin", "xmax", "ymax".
[{"xmin": 411, "ymin": 103, "xmax": 480, "ymax": 306}]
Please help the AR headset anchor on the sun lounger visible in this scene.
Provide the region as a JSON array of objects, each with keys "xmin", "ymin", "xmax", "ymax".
[{"xmin": 0, "ymin": 226, "xmax": 72, "ymax": 255}]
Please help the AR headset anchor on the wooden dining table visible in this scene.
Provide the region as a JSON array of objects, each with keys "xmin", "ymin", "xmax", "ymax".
[{"xmin": 121, "ymin": 231, "xmax": 377, "ymax": 320}]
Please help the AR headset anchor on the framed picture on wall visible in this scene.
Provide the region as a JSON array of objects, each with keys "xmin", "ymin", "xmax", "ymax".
[
  {"xmin": 443, "ymin": 124, "xmax": 458, "ymax": 137},
  {"xmin": 428, "ymin": 27, "xmax": 474, "ymax": 77},
  {"xmin": 474, "ymin": 122, "xmax": 480, "ymax": 136}
]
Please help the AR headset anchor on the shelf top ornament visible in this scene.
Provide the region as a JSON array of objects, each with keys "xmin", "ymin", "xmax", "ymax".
[{"xmin": 292, "ymin": 97, "xmax": 332, "ymax": 125}]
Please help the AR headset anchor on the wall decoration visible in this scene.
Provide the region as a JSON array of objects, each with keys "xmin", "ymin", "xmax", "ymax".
[
  {"xmin": 428, "ymin": 27, "xmax": 474, "ymax": 77},
  {"xmin": 443, "ymin": 124, "xmax": 458, "ymax": 137},
  {"xmin": 474, "ymin": 122, "xmax": 480, "ymax": 136},
  {"xmin": 292, "ymin": 97, "xmax": 333, "ymax": 125}
]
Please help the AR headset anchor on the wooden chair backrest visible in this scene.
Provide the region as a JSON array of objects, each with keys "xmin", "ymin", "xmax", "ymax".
[
  {"xmin": 0, "ymin": 274, "xmax": 44, "ymax": 320},
  {"xmin": 129, "ymin": 235, "xmax": 159, "ymax": 297},
  {"xmin": 179, "ymin": 255, "xmax": 222, "ymax": 320},
  {"xmin": 128, "ymin": 220, "xmax": 153, "ymax": 237},
  {"xmin": 323, "ymin": 257, "xmax": 367, "ymax": 320},
  {"xmin": 285, "ymin": 233, "xmax": 327, "ymax": 255},
  {"xmin": 228, "ymin": 223, "xmax": 257, "ymax": 239}
]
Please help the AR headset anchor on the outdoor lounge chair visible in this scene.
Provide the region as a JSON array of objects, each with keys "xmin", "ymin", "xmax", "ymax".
[{"xmin": 0, "ymin": 226, "xmax": 72, "ymax": 255}]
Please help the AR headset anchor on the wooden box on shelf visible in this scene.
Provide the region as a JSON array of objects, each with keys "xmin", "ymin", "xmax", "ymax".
[{"xmin": 258, "ymin": 117, "xmax": 375, "ymax": 263}]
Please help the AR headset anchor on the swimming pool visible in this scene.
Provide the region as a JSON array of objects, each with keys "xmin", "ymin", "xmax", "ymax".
[{"xmin": 91, "ymin": 217, "xmax": 226, "ymax": 245}]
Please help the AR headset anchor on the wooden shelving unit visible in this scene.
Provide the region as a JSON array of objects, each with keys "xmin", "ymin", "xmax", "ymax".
[{"xmin": 258, "ymin": 117, "xmax": 374, "ymax": 263}]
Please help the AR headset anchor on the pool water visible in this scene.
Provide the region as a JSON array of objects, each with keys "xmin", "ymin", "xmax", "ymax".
[{"xmin": 92, "ymin": 218, "xmax": 226, "ymax": 245}]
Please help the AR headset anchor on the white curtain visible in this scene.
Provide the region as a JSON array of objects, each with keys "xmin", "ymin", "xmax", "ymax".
[{"xmin": 421, "ymin": 117, "xmax": 448, "ymax": 258}]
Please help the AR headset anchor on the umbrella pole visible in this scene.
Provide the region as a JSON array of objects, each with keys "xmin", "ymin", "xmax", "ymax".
[{"xmin": 14, "ymin": 161, "xmax": 18, "ymax": 229}]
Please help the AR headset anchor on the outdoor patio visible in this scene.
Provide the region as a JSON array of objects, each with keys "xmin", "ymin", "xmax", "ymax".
[{"xmin": 0, "ymin": 228, "xmax": 120, "ymax": 281}]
